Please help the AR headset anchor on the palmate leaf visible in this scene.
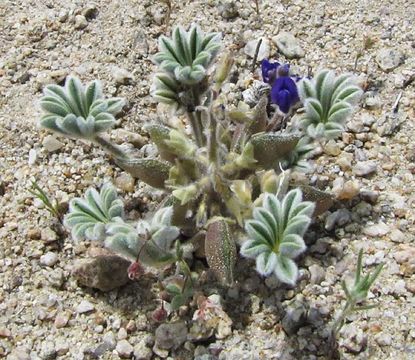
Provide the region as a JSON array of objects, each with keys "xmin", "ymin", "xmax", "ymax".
[
  {"xmin": 241, "ymin": 189, "xmax": 314, "ymax": 285},
  {"xmin": 153, "ymin": 24, "xmax": 221, "ymax": 86},
  {"xmin": 64, "ymin": 183, "xmax": 124, "ymax": 242},
  {"xmin": 298, "ymin": 70, "xmax": 362, "ymax": 140},
  {"xmin": 40, "ymin": 76, "xmax": 125, "ymax": 139}
]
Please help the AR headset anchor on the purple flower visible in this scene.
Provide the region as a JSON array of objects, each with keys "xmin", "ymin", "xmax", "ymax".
[
  {"xmin": 270, "ymin": 76, "xmax": 299, "ymax": 114},
  {"xmin": 261, "ymin": 60, "xmax": 300, "ymax": 114},
  {"xmin": 261, "ymin": 59, "xmax": 280, "ymax": 84}
]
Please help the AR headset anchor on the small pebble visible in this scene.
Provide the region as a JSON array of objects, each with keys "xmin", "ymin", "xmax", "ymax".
[
  {"xmin": 244, "ymin": 38, "xmax": 270, "ymax": 61},
  {"xmin": 74, "ymin": 15, "xmax": 88, "ymax": 30},
  {"xmin": 375, "ymin": 48, "xmax": 403, "ymax": 72},
  {"xmin": 54, "ymin": 311, "xmax": 71, "ymax": 329},
  {"xmin": 42, "ymin": 135, "xmax": 64, "ymax": 152},
  {"xmin": 332, "ymin": 178, "xmax": 360, "ymax": 200},
  {"xmin": 76, "ymin": 300, "xmax": 95, "ymax": 314},
  {"xmin": 28, "ymin": 149, "xmax": 37, "ymax": 165},
  {"xmin": 40, "ymin": 252, "xmax": 58, "ymax": 267},
  {"xmin": 363, "ymin": 222, "xmax": 390, "ymax": 237},
  {"xmin": 41, "ymin": 227, "xmax": 58, "ymax": 243},
  {"xmin": 353, "ymin": 161, "xmax": 377, "ymax": 177},
  {"xmin": 115, "ymin": 172, "xmax": 135, "ymax": 192},
  {"xmin": 272, "ymin": 32, "xmax": 305, "ymax": 59},
  {"xmin": 116, "ymin": 340, "xmax": 134, "ymax": 359},
  {"xmin": 112, "ymin": 67, "xmax": 134, "ymax": 85}
]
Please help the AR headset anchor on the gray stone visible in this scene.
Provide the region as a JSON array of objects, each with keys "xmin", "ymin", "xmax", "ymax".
[
  {"xmin": 389, "ymin": 228, "xmax": 405, "ymax": 243},
  {"xmin": 281, "ymin": 300, "xmax": 308, "ymax": 335},
  {"xmin": 42, "ymin": 135, "xmax": 64, "ymax": 152},
  {"xmin": 360, "ymin": 190, "xmax": 379, "ymax": 204},
  {"xmin": 40, "ymin": 252, "xmax": 58, "ymax": 267},
  {"xmin": 116, "ymin": 340, "xmax": 134, "ymax": 358},
  {"xmin": 115, "ymin": 172, "xmax": 135, "ymax": 193},
  {"xmin": 309, "ymin": 264, "xmax": 325, "ymax": 285},
  {"xmin": 353, "ymin": 161, "xmax": 377, "ymax": 177},
  {"xmin": 375, "ymin": 332, "xmax": 392, "ymax": 346},
  {"xmin": 46, "ymin": 268, "xmax": 65, "ymax": 288},
  {"xmin": 76, "ymin": 300, "xmax": 95, "ymax": 314},
  {"xmin": 102, "ymin": 331, "xmax": 117, "ymax": 350},
  {"xmin": 40, "ymin": 341, "xmax": 57, "ymax": 360},
  {"xmin": 155, "ymin": 322, "xmax": 188, "ymax": 350},
  {"xmin": 363, "ymin": 92, "xmax": 382, "ymax": 109},
  {"xmin": 71, "ymin": 255, "xmax": 130, "ymax": 292},
  {"xmin": 133, "ymin": 340, "xmax": 153, "ymax": 360},
  {"xmin": 41, "ymin": 227, "xmax": 58, "ymax": 243},
  {"xmin": 112, "ymin": 67, "xmax": 134, "ymax": 85},
  {"xmin": 217, "ymin": 0, "xmax": 239, "ymax": 20},
  {"xmin": 325, "ymin": 209, "xmax": 351, "ymax": 231},
  {"xmin": 244, "ymin": 38, "xmax": 270, "ymax": 61},
  {"xmin": 375, "ymin": 48, "xmax": 403, "ymax": 72},
  {"xmin": 28, "ymin": 149, "xmax": 37, "ymax": 165},
  {"xmin": 363, "ymin": 222, "xmax": 390, "ymax": 237},
  {"xmin": 272, "ymin": 32, "xmax": 305, "ymax": 59},
  {"xmin": 74, "ymin": 15, "xmax": 88, "ymax": 30},
  {"xmin": 8, "ymin": 347, "xmax": 31, "ymax": 360}
]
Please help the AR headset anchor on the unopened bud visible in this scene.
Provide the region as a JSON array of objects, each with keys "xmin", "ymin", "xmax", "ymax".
[
  {"xmin": 127, "ymin": 261, "xmax": 144, "ymax": 280},
  {"xmin": 214, "ymin": 52, "xmax": 234, "ymax": 87},
  {"xmin": 152, "ymin": 305, "xmax": 168, "ymax": 322}
]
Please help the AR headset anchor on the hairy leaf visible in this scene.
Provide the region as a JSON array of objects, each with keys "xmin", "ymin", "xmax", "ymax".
[{"xmin": 241, "ymin": 189, "xmax": 314, "ymax": 285}]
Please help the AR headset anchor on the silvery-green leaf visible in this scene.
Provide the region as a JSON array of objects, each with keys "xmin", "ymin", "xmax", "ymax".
[
  {"xmin": 105, "ymin": 220, "xmax": 142, "ymax": 260},
  {"xmin": 327, "ymin": 101, "xmax": 352, "ymax": 124},
  {"xmin": 298, "ymin": 78, "xmax": 316, "ymax": 100},
  {"xmin": 85, "ymin": 80, "xmax": 103, "ymax": 109},
  {"xmin": 240, "ymin": 239, "xmax": 269, "ymax": 258},
  {"xmin": 106, "ymin": 98, "xmax": 126, "ymax": 115},
  {"xmin": 241, "ymin": 189, "xmax": 314, "ymax": 285},
  {"xmin": 64, "ymin": 183, "xmax": 124, "ymax": 242},
  {"xmin": 256, "ymin": 251, "xmax": 277, "ymax": 276},
  {"xmin": 39, "ymin": 76, "xmax": 124, "ymax": 139},
  {"xmin": 300, "ymin": 69, "xmax": 362, "ymax": 140},
  {"xmin": 152, "ymin": 25, "xmax": 221, "ymax": 88},
  {"xmin": 304, "ymin": 99, "xmax": 323, "ymax": 123},
  {"xmin": 274, "ymin": 255, "xmax": 298, "ymax": 285},
  {"xmin": 279, "ymin": 234, "xmax": 306, "ymax": 258}
]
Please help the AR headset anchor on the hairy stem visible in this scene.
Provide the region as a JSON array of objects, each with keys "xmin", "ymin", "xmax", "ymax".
[
  {"xmin": 94, "ymin": 135, "xmax": 128, "ymax": 159},
  {"xmin": 207, "ymin": 112, "xmax": 218, "ymax": 165},
  {"xmin": 332, "ymin": 299, "xmax": 356, "ymax": 335},
  {"xmin": 186, "ymin": 111, "xmax": 205, "ymax": 148}
]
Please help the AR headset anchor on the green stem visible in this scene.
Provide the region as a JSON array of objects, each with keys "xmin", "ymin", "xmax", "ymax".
[
  {"xmin": 332, "ymin": 299, "xmax": 356, "ymax": 336},
  {"xmin": 186, "ymin": 111, "xmax": 204, "ymax": 147},
  {"xmin": 94, "ymin": 135, "xmax": 128, "ymax": 159},
  {"xmin": 208, "ymin": 112, "xmax": 218, "ymax": 166},
  {"xmin": 185, "ymin": 87, "xmax": 206, "ymax": 147}
]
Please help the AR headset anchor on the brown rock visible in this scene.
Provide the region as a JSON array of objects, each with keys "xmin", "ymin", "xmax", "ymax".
[
  {"xmin": 72, "ymin": 255, "xmax": 131, "ymax": 291},
  {"xmin": 54, "ymin": 311, "xmax": 71, "ymax": 329},
  {"xmin": 394, "ymin": 245, "xmax": 415, "ymax": 275}
]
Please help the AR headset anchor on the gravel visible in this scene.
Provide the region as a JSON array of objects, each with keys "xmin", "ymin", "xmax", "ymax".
[{"xmin": 0, "ymin": 0, "xmax": 414, "ymax": 359}]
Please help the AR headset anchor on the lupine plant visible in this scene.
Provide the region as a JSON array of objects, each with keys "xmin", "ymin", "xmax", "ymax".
[{"xmin": 38, "ymin": 25, "xmax": 364, "ymax": 309}]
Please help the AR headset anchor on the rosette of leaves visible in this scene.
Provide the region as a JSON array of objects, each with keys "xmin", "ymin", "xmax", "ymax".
[
  {"xmin": 64, "ymin": 183, "xmax": 179, "ymax": 266},
  {"xmin": 298, "ymin": 70, "xmax": 362, "ymax": 139},
  {"xmin": 40, "ymin": 76, "xmax": 125, "ymax": 139},
  {"xmin": 240, "ymin": 189, "xmax": 315, "ymax": 285},
  {"xmin": 105, "ymin": 207, "xmax": 179, "ymax": 267},
  {"xmin": 64, "ymin": 183, "xmax": 124, "ymax": 241},
  {"xmin": 152, "ymin": 25, "xmax": 221, "ymax": 104}
]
